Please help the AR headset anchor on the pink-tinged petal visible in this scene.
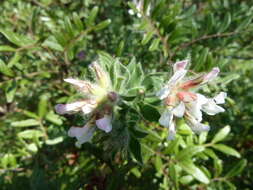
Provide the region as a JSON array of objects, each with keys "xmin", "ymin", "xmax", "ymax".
[
  {"xmin": 214, "ymin": 92, "xmax": 227, "ymax": 104},
  {"xmin": 173, "ymin": 60, "xmax": 188, "ymax": 72},
  {"xmin": 168, "ymin": 69, "xmax": 187, "ymax": 86},
  {"xmin": 203, "ymin": 67, "xmax": 220, "ymax": 82},
  {"xmin": 167, "ymin": 121, "xmax": 176, "ymax": 140},
  {"xmin": 55, "ymin": 101, "xmax": 86, "ymax": 115},
  {"xmin": 173, "ymin": 101, "xmax": 185, "ymax": 118},
  {"xmin": 96, "ymin": 115, "xmax": 112, "ymax": 133},
  {"xmin": 157, "ymin": 69, "xmax": 187, "ymax": 100},
  {"xmin": 201, "ymin": 100, "xmax": 225, "ymax": 115},
  {"xmin": 159, "ymin": 109, "xmax": 173, "ymax": 128},
  {"xmin": 177, "ymin": 91, "xmax": 197, "ymax": 103}
]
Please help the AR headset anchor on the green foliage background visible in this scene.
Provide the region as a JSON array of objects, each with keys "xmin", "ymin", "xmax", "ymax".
[{"xmin": 0, "ymin": 0, "xmax": 252, "ymax": 189}]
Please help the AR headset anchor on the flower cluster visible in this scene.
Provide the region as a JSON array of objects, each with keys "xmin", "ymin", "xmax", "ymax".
[
  {"xmin": 157, "ymin": 60, "xmax": 227, "ymax": 140},
  {"xmin": 55, "ymin": 62, "xmax": 118, "ymax": 147}
]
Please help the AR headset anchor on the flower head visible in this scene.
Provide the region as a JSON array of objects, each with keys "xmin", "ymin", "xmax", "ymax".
[
  {"xmin": 157, "ymin": 60, "xmax": 226, "ymax": 140},
  {"xmin": 55, "ymin": 62, "xmax": 118, "ymax": 147}
]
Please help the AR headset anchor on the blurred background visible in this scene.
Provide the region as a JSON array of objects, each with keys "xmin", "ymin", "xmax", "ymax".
[{"xmin": 0, "ymin": 0, "xmax": 253, "ymax": 189}]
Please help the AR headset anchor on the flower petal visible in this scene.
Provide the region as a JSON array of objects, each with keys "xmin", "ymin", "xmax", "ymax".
[
  {"xmin": 96, "ymin": 115, "xmax": 112, "ymax": 133},
  {"xmin": 203, "ymin": 67, "xmax": 220, "ymax": 82},
  {"xmin": 156, "ymin": 87, "xmax": 170, "ymax": 100},
  {"xmin": 186, "ymin": 102, "xmax": 203, "ymax": 122},
  {"xmin": 157, "ymin": 69, "xmax": 187, "ymax": 100},
  {"xmin": 159, "ymin": 109, "xmax": 173, "ymax": 128},
  {"xmin": 185, "ymin": 93, "xmax": 209, "ymax": 122},
  {"xmin": 173, "ymin": 60, "xmax": 188, "ymax": 72},
  {"xmin": 81, "ymin": 102, "xmax": 97, "ymax": 114},
  {"xmin": 173, "ymin": 101, "xmax": 185, "ymax": 118},
  {"xmin": 68, "ymin": 124, "xmax": 95, "ymax": 147},
  {"xmin": 168, "ymin": 69, "xmax": 187, "ymax": 86},
  {"xmin": 214, "ymin": 92, "xmax": 227, "ymax": 104},
  {"xmin": 185, "ymin": 116, "xmax": 210, "ymax": 134},
  {"xmin": 167, "ymin": 121, "xmax": 176, "ymax": 140},
  {"xmin": 55, "ymin": 101, "xmax": 86, "ymax": 115},
  {"xmin": 196, "ymin": 93, "xmax": 209, "ymax": 105},
  {"xmin": 90, "ymin": 62, "xmax": 111, "ymax": 89},
  {"xmin": 201, "ymin": 99, "xmax": 225, "ymax": 115},
  {"xmin": 64, "ymin": 78, "xmax": 89, "ymax": 88},
  {"xmin": 191, "ymin": 123, "xmax": 210, "ymax": 134}
]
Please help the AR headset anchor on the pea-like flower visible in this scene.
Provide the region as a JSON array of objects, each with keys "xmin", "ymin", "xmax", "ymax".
[
  {"xmin": 157, "ymin": 60, "xmax": 227, "ymax": 140},
  {"xmin": 55, "ymin": 62, "xmax": 118, "ymax": 147}
]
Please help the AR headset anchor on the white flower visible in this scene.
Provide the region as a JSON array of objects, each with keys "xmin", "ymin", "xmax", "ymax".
[{"xmin": 157, "ymin": 59, "xmax": 227, "ymax": 140}]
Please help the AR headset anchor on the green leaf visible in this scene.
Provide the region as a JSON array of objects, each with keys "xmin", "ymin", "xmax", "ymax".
[
  {"xmin": 214, "ymin": 159, "xmax": 223, "ymax": 176},
  {"xmin": 94, "ymin": 19, "xmax": 111, "ymax": 31},
  {"xmin": 1, "ymin": 154, "xmax": 17, "ymax": 168},
  {"xmin": 116, "ymin": 40, "xmax": 124, "ymax": 56},
  {"xmin": 18, "ymin": 129, "xmax": 44, "ymax": 139},
  {"xmin": 169, "ymin": 165, "xmax": 179, "ymax": 188},
  {"xmin": 154, "ymin": 155, "xmax": 163, "ymax": 173},
  {"xmin": 203, "ymin": 148, "xmax": 219, "ymax": 160},
  {"xmin": 212, "ymin": 144, "xmax": 240, "ymax": 158},
  {"xmin": 64, "ymin": 17, "xmax": 75, "ymax": 37},
  {"xmin": 179, "ymin": 160, "xmax": 210, "ymax": 184},
  {"xmin": 225, "ymin": 159, "xmax": 247, "ymax": 178},
  {"xmin": 141, "ymin": 31, "xmax": 154, "ymax": 45},
  {"xmin": 45, "ymin": 137, "xmax": 64, "ymax": 145},
  {"xmin": 129, "ymin": 127, "xmax": 148, "ymax": 139},
  {"xmin": 218, "ymin": 12, "xmax": 231, "ymax": 32},
  {"xmin": 11, "ymin": 119, "xmax": 40, "ymax": 127},
  {"xmin": 0, "ymin": 29, "xmax": 37, "ymax": 47},
  {"xmin": 26, "ymin": 143, "xmax": 38, "ymax": 153},
  {"xmin": 73, "ymin": 12, "xmax": 84, "ymax": 31},
  {"xmin": 176, "ymin": 146, "xmax": 205, "ymax": 161},
  {"xmin": 0, "ymin": 45, "xmax": 16, "ymax": 52},
  {"xmin": 38, "ymin": 94, "xmax": 49, "ymax": 118},
  {"xmin": 45, "ymin": 112, "xmax": 63, "ymax": 126},
  {"xmin": 8, "ymin": 52, "xmax": 22, "ymax": 68},
  {"xmin": 139, "ymin": 104, "xmax": 160, "ymax": 122},
  {"xmin": 199, "ymin": 131, "xmax": 208, "ymax": 144},
  {"xmin": 180, "ymin": 175, "xmax": 194, "ymax": 185},
  {"xmin": 5, "ymin": 80, "xmax": 17, "ymax": 103},
  {"xmin": 0, "ymin": 59, "xmax": 14, "ymax": 77},
  {"xmin": 149, "ymin": 38, "xmax": 160, "ymax": 51},
  {"xmin": 236, "ymin": 15, "xmax": 253, "ymax": 31},
  {"xmin": 87, "ymin": 6, "xmax": 99, "ymax": 26},
  {"xmin": 129, "ymin": 135, "xmax": 143, "ymax": 164},
  {"xmin": 211, "ymin": 125, "xmax": 230, "ymax": 143},
  {"xmin": 42, "ymin": 37, "xmax": 64, "ymax": 51}
]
